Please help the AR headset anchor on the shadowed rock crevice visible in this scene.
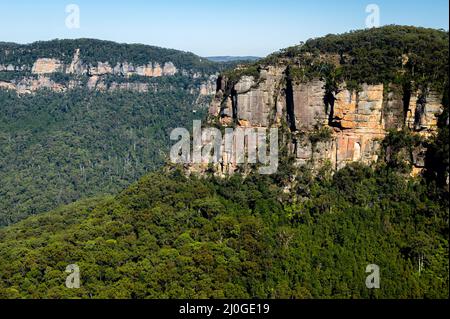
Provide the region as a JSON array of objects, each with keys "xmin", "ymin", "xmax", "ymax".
[
  {"xmin": 414, "ymin": 94, "xmax": 427, "ymax": 131},
  {"xmin": 199, "ymin": 26, "xmax": 447, "ymax": 177},
  {"xmin": 324, "ymin": 90, "xmax": 336, "ymax": 127},
  {"xmin": 231, "ymin": 88, "xmax": 238, "ymax": 122},
  {"xmin": 285, "ymin": 77, "xmax": 297, "ymax": 131},
  {"xmin": 402, "ymin": 83, "xmax": 412, "ymax": 126}
]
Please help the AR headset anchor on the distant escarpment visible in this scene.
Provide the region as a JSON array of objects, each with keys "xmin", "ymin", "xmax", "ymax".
[
  {"xmin": 202, "ymin": 26, "xmax": 449, "ymax": 176},
  {"xmin": 0, "ymin": 39, "xmax": 242, "ymax": 226},
  {"xmin": 0, "ymin": 39, "xmax": 221, "ymax": 98}
]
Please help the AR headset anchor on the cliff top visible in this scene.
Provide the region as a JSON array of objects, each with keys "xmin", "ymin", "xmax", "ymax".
[
  {"xmin": 0, "ymin": 38, "xmax": 226, "ymax": 73},
  {"xmin": 225, "ymin": 26, "xmax": 449, "ymax": 92}
]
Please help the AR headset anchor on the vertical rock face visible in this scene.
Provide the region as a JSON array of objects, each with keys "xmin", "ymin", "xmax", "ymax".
[
  {"xmin": 18, "ymin": 48, "xmax": 180, "ymax": 79},
  {"xmin": 333, "ymin": 132, "xmax": 382, "ymax": 170},
  {"xmin": 291, "ymin": 79, "xmax": 327, "ymax": 130},
  {"xmin": 233, "ymin": 67, "xmax": 285, "ymax": 127},
  {"xmin": 31, "ymin": 58, "xmax": 63, "ymax": 74},
  {"xmin": 66, "ymin": 49, "xmax": 85, "ymax": 75},
  {"xmin": 89, "ymin": 62, "xmax": 114, "ymax": 76},
  {"xmin": 1, "ymin": 48, "xmax": 187, "ymax": 94},
  {"xmin": 406, "ymin": 90, "xmax": 443, "ymax": 134},
  {"xmin": 162, "ymin": 62, "xmax": 177, "ymax": 76},
  {"xmin": 200, "ymin": 75, "xmax": 219, "ymax": 96},
  {"xmin": 205, "ymin": 67, "xmax": 444, "ymax": 176},
  {"xmin": 5, "ymin": 76, "xmax": 66, "ymax": 94},
  {"xmin": 383, "ymin": 84, "xmax": 405, "ymax": 130},
  {"xmin": 87, "ymin": 75, "xmax": 100, "ymax": 90},
  {"xmin": 152, "ymin": 63, "xmax": 163, "ymax": 77},
  {"xmin": 332, "ymin": 84, "xmax": 385, "ymax": 131},
  {"xmin": 213, "ymin": 66, "xmax": 285, "ymax": 127},
  {"xmin": 234, "ymin": 75, "xmax": 269, "ymax": 127},
  {"xmin": 0, "ymin": 81, "xmax": 16, "ymax": 90},
  {"xmin": 136, "ymin": 64, "xmax": 155, "ymax": 77}
]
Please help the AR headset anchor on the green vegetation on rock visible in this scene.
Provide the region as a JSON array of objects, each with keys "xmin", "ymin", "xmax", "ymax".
[{"xmin": 256, "ymin": 26, "xmax": 448, "ymax": 93}]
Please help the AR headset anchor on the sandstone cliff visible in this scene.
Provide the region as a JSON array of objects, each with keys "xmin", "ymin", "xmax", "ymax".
[
  {"xmin": 203, "ymin": 65, "xmax": 444, "ymax": 175},
  {"xmin": 197, "ymin": 26, "xmax": 449, "ymax": 176},
  {"xmin": 0, "ymin": 45, "xmax": 217, "ymax": 98}
]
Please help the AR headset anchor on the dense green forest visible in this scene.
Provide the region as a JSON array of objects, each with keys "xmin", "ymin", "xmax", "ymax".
[
  {"xmin": 0, "ymin": 39, "xmax": 226, "ymax": 73},
  {"xmin": 0, "ymin": 92, "xmax": 448, "ymax": 298},
  {"xmin": 0, "ymin": 37, "xmax": 248, "ymax": 226},
  {"xmin": 0, "ymin": 126, "xmax": 448, "ymax": 298},
  {"xmin": 247, "ymin": 26, "xmax": 449, "ymax": 92},
  {"xmin": 0, "ymin": 26, "xmax": 448, "ymax": 299},
  {"xmin": 0, "ymin": 87, "xmax": 206, "ymax": 226}
]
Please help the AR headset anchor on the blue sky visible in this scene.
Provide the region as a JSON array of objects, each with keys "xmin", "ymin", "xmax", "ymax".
[{"xmin": 0, "ymin": 0, "xmax": 448, "ymax": 56}]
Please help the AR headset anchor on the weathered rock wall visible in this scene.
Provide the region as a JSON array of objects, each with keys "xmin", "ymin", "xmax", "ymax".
[
  {"xmin": 205, "ymin": 66, "xmax": 444, "ymax": 175},
  {"xmin": 0, "ymin": 48, "xmax": 215, "ymax": 97}
]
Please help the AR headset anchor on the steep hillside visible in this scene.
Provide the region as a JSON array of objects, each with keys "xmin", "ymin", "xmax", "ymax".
[
  {"xmin": 0, "ymin": 89, "xmax": 208, "ymax": 226},
  {"xmin": 0, "ymin": 162, "xmax": 448, "ymax": 299}
]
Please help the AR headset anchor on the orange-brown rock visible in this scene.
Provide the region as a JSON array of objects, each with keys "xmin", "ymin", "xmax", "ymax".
[
  {"xmin": 406, "ymin": 90, "xmax": 443, "ymax": 135},
  {"xmin": 203, "ymin": 66, "xmax": 444, "ymax": 176},
  {"xmin": 152, "ymin": 63, "xmax": 163, "ymax": 77},
  {"xmin": 32, "ymin": 58, "xmax": 63, "ymax": 74},
  {"xmin": 333, "ymin": 84, "xmax": 384, "ymax": 131},
  {"xmin": 1, "ymin": 48, "xmax": 181, "ymax": 94},
  {"xmin": 0, "ymin": 81, "xmax": 15, "ymax": 90}
]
